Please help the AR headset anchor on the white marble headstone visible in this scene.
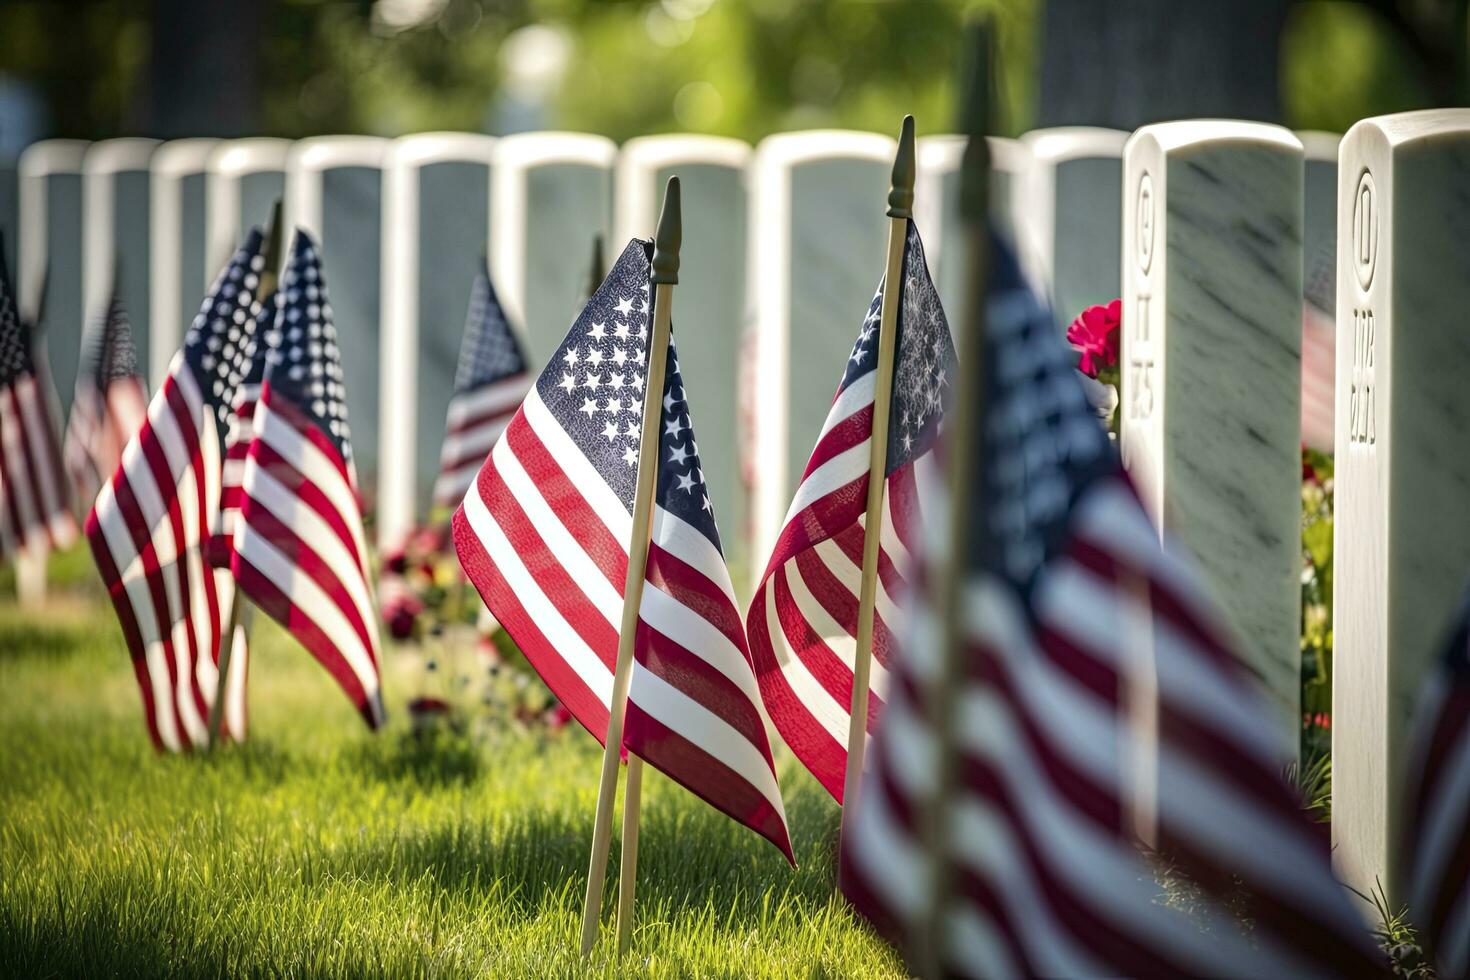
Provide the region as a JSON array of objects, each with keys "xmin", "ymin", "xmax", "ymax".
[
  {"xmin": 286, "ymin": 136, "xmax": 390, "ymax": 506},
  {"xmin": 1121, "ymin": 120, "xmax": 1305, "ymax": 748},
  {"xmin": 748, "ymin": 130, "xmax": 895, "ymax": 566},
  {"xmin": 149, "ymin": 139, "xmax": 219, "ymax": 385},
  {"xmin": 1332, "ymin": 109, "xmax": 1470, "ymax": 904},
  {"xmin": 378, "ymin": 132, "xmax": 496, "ymax": 547},
  {"xmin": 916, "ymin": 134, "xmax": 1029, "ymax": 346},
  {"xmin": 489, "ymin": 132, "xmax": 615, "ymax": 366},
  {"xmin": 20, "ymin": 140, "xmax": 90, "ymax": 418},
  {"xmin": 205, "ymin": 138, "xmax": 291, "ymax": 279},
  {"xmin": 615, "ymin": 135, "xmax": 752, "ymax": 567},
  {"xmin": 1019, "ymin": 126, "xmax": 1128, "ymax": 324},
  {"xmin": 84, "ymin": 139, "xmax": 160, "ymax": 388}
]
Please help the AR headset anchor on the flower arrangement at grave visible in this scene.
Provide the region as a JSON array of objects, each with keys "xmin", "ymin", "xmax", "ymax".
[
  {"xmin": 378, "ymin": 525, "xmax": 569, "ymax": 736},
  {"xmin": 1067, "ymin": 299, "xmax": 1121, "ymax": 433}
]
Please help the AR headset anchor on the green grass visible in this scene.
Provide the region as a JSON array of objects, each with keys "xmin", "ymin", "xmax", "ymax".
[{"xmin": 0, "ymin": 581, "xmax": 902, "ymax": 978}]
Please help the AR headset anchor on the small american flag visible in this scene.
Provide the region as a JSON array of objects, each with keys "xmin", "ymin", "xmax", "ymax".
[
  {"xmin": 230, "ymin": 231, "xmax": 384, "ymax": 729},
  {"xmin": 208, "ymin": 277, "xmax": 279, "ymax": 568},
  {"xmin": 64, "ymin": 288, "xmax": 148, "ymax": 510},
  {"xmin": 745, "ymin": 220, "xmax": 956, "ymax": 803},
  {"xmin": 840, "ymin": 234, "xmax": 1382, "ymax": 976},
  {"xmin": 454, "ymin": 239, "xmax": 791, "ymax": 857},
  {"xmin": 0, "ymin": 233, "xmax": 75, "ymax": 561},
  {"xmin": 433, "ymin": 263, "xmax": 531, "ymax": 510},
  {"xmin": 1404, "ymin": 581, "xmax": 1470, "ymax": 977},
  {"xmin": 1301, "ymin": 237, "xmax": 1335, "ymax": 452},
  {"xmin": 85, "ymin": 236, "xmax": 261, "ymax": 751}
]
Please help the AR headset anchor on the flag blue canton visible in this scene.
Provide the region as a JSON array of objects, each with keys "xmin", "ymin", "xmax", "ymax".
[
  {"xmin": 534, "ymin": 238, "xmax": 724, "ymax": 552},
  {"xmin": 182, "ymin": 228, "xmax": 265, "ymax": 428},
  {"xmin": 92, "ymin": 291, "xmax": 142, "ymax": 386},
  {"xmin": 977, "ymin": 236, "xmax": 1113, "ymax": 589},
  {"xmin": 264, "ymin": 232, "xmax": 353, "ymax": 464},
  {"xmin": 0, "ymin": 237, "xmax": 37, "ymax": 385},
  {"xmin": 454, "ymin": 266, "xmax": 526, "ymax": 393},
  {"xmin": 837, "ymin": 221, "xmax": 956, "ymax": 476}
]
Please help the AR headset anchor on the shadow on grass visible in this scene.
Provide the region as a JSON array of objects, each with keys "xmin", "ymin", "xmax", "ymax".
[
  {"xmin": 0, "ymin": 617, "xmax": 100, "ymax": 662},
  {"xmin": 346, "ymin": 729, "xmax": 484, "ymax": 788}
]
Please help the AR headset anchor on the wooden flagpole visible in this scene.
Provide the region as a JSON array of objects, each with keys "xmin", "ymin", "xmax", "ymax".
[
  {"xmin": 580, "ymin": 177, "xmax": 681, "ymax": 957},
  {"xmin": 839, "ymin": 115, "xmax": 916, "ymax": 819},
  {"xmin": 207, "ymin": 199, "xmax": 283, "ymax": 746},
  {"xmin": 587, "ymin": 233, "xmax": 605, "ymax": 300},
  {"xmin": 919, "ymin": 24, "xmax": 992, "ymax": 977}
]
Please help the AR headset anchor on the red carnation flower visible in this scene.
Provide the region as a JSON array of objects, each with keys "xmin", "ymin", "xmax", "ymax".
[{"xmin": 1067, "ymin": 299, "xmax": 1122, "ymax": 379}]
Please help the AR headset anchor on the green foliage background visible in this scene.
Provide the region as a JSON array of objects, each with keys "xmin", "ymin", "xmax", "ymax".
[{"xmin": 0, "ymin": 0, "xmax": 1458, "ymax": 143}]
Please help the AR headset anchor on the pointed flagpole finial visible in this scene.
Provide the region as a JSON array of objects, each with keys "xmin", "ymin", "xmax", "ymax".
[
  {"xmin": 257, "ymin": 198, "xmax": 286, "ymax": 300},
  {"xmin": 959, "ymin": 19, "xmax": 994, "ymax": 223},
  {"xmin": 587, "ymin": 233, "xmax": 605, "ymax": 299},
  {"xmin": 651, "ymin": 176, "xmax": 681, "ymax": 286},
  {"xmin": 887, "ymin": 115, "xmax": 917, "ymax": 219}
]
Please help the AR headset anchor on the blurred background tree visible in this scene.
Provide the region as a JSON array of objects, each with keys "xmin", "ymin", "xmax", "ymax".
[{"xmin": 0, "ymin": 0, "xmax": 1464, "ymax": 148}]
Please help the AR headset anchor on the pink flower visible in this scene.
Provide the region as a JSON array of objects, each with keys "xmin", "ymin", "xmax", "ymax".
[
  {"xmin": 545, "ymin": 703, "xmax": 573, "ymax": 732},
  {"xmin": 1067, "ymin": 300, "xmax": 1122, "ymax": 379}
]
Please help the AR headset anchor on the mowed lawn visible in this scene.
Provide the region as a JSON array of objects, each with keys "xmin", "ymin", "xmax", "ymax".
[{"xmin": 0, "ymin": 560, "xmax": 902, "ymax": 978}]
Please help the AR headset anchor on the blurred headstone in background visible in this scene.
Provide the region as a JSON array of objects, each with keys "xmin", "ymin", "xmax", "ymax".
[
  {"xmin": 615, "ymin": 135, "xmax": 752, "ymax": 566},
  {"xmin": 747, "ymin": 131, "xmax": 894, "ymax": 565},
  {"xmin": 1019, "ymin": 127, "xmax": 1128, "ymax": 326},
  {"xmin": 1121, "ymin": 120, "xmax": 1305, "ymax": 746},
  {"xmin": 286, "ymin": 136, "xmax": 389, "ymax": 506},
  {"xmin": 83, "ymin": 139, "xmax": 159, "ymax": 388},
  {"xmin": 379, "ymin": 132, "xmax": 497, "ymax": 546},
  {"xmin": 19, "ymin": 140, "xmax": 89, "ymax": 418},
  {"xmin": 915, "ymin": 133, "xmax": 1029, "ymax": 339},
  {"xmin": 206, "ymin": 138, "xmax": 291, "ymax": 281},
  {"xmin": 1299, "ymin": 130, "xmax": 1340, "ymax": 452},
  {"xmin": 489, "ymin": 132, "xmax": 615, "ymax": 365},
  {"xmin": 149, "ymin": 138, "xmax": 218, "ymax": 384}
]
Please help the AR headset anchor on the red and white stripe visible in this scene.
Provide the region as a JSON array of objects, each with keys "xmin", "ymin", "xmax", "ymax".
[
  {"xmin": 433, "ymin": 372, "xmax": 529, "ymax": 509},
  {"xmin": 1404, "ymin": 604, "xmax": 1470, "ymax": 977},
  {"xmin": 86, "ymin": 351, "xmax": 247, "ymax": 751},
  {"xmin": 842, "ymin": 475, "xmax": 1382, "ymax": 976},
  {"xmin": 232, "ymin": 383, "xmax": 384, "ymax": 728},
  {"xmin": 745, "ymin": 367, "xmax": 940, "ymax": 803},
  {"xmin": 455, "ymin": 387, "xmax": 792, "ymax": 858},
  {"xmin": 208, "ymin": 381, "xmax": 261, "ymax": 567},
  {"xmin": 1301, "ymin": 304, "xmax": 1335, "ymax": 452},
  {"xmin": 0, "ymin": 373, "xmax": 75, "ymax": 559},
  {"xmin": 65, "ymin": 377, "xmax": 148, "ymax": 513}
]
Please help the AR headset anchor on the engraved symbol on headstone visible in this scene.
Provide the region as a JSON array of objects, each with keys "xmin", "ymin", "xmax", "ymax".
[
  {"xmin": 1349, "ymin": 307, "xmax": 1376, "ymax": 446},
  {"xmin": 1128, "ymin": 291, "xmax": 1154, "ymax": 420},
  {"xmin": 1136, "ymin": 173, "xmax": 1155, "ymax": 275},
  {"xmin": 1353, "ymin": 170, "xmax": 1378, "ymax": 291}
]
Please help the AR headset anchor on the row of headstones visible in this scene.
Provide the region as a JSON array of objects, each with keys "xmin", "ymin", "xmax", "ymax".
[
  {"xmin": 1118, "ymin": 111, "xmax": 1470, "ymax": 911},
  {"xmin": 6, "ymin": 114, "xmax": 1465, "ymax": 903},
  {"xmin": 4, "ymin": 127, "xmax": 1339, "ymax": 565}
]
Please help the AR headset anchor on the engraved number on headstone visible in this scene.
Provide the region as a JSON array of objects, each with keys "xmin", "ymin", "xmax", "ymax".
[
  {"xmin": 1349, "ymin": 307, "xmax": 1376, "ymax": 446},
  {"xmin": 1128, "ymin": 291, "xmax": 1155, "ymax": 420},
  {"xmin": 1353, "ymin": 170, "xmax": 1378, "ymax": 291},
  {"xmin": 1136, "ymin": 173, "xmax": 1155, "ymax": 275}
]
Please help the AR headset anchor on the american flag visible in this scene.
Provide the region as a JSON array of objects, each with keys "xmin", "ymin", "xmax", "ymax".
[
  {"xmin": 840, "ymin": 234, "xmax": 1382, "ymax": 977},
  {"xmin": 745, "ymin": 220, "xmax": 956, "ymax": 803},
  {"xmin": 0, "ymin": 234, "xmax": 75, "ymax": 561},
  {"xmin": 1404, "ymin": 581, "xmax": 1470, "ymax": 977},
  {"xmin": 433, "ymin": 263, "xmax": 531, "ymax": 510},
  {"xmin": 84, "ymin": 236, "xmax": 262, "ymax": 751},
  {"xmin": 64, "ymin": 289, "xmax": 148, "ymax": 510},
  {"xmin": 230, "ymin": 231, "xmax": 384, "ymax": 729},
  {"xmin": 1301, "ymin": 237, "xmax": 1335, "ymax": 452},
  {"xmin": 208, "ymin": 278, "xmax": 279, "ymax": 568},
  {"xmin": 454, "ymin": 239, "xmax": 791, "ymax": 858}
]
